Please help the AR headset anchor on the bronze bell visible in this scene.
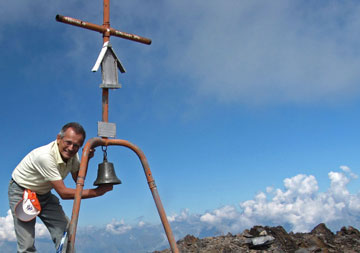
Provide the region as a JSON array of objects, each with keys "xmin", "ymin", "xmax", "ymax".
[{"xmin": 93, "ymin": 156, "xmax": 122, "ymax": 186}]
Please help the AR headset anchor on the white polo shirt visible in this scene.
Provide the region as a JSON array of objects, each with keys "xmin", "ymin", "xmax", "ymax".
[{"xmin": 12, "ymin": 140, "xmax": 80, "ymax": 194}]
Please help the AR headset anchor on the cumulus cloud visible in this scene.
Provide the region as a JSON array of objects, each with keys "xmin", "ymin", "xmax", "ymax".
[
  {"xmin": 167, "ymin": 208, "xmax": 192, "ymax": 223},
  {"xmin": 0, "ymin": 210, "xmax": 49, "ymax": 243},
  {"xmin": 101, "ymin": 166, "xmax": 360, "ymax": 238},
  {"xmin": 35, "ymin": 221, "xmax": 50, "ymax": 238},
  {"xmin": 2, "ymin": 166, "xmax": 360, "ymax": 246},
  {"xmin": 0, "ymin": 210, "xmax": 16, "ymax": 242},
  {"xmin": 2, "ymin": 166, "xmax": 360, "ymax": 251},
  {"xmin": 197, "ymin": 166, "xmax": 360, "ymax": 233},
  {"xmin": 200, "ymin": 206, "xmax": 238, "ymax": 224},
  {"xmin": 106, "ymin": 219, "xmax": 132, "ymax": 235},
  {"xmin": 340, "ymin": 165, "xmax": 358, "ymax": 179}
]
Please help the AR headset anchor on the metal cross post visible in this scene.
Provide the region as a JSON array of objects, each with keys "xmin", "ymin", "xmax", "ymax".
[
  {"xmin": 56, "ymin": 1, "xmax": 179, "ymax": 252},
  {"xmin": 56, "ymin": 1, "xmax": 151, "ymax": 125}
]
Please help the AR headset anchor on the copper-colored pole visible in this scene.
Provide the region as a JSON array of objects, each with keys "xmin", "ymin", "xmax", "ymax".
[
  {"xmin": 68, "ymin": 138, "xmax": 179, "ymax": 253},
  {"xmin": 103, "ymin": 0, "xmax": 110, "ymax": 42},
  {"xmin": 58, "ymin": 1, "xmax": 172, "ymax": 252},
  {"xmin": 55, "ymin": 15, "xmax": 152, "ymax": 45},
  {"xmin": 102, "ymin": 88, "xmax": 109, "ymax": 123},
  {"xmin": 102, "ymin": 0, "xmax": 110, "ymax": 124}
]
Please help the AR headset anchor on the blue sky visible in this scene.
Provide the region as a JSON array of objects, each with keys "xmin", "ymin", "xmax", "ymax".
[{"xmin": 2, "ymin": 0, "xmax": 360, "ymax": 252}]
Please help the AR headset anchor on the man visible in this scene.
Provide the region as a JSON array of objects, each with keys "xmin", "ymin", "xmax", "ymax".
[{"xmin": 8, "ymin": 122, "xmax": 113, "ymax": 252}]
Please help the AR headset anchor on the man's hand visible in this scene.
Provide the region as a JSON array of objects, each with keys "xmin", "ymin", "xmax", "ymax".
[
  {"xmin": 82, "ymin": 148, "xmax": 96, "ymax": 159},
  {"xmin": 89, "ymin": 148, "xmax": 95, "ymax": 159},
  {"xmin": 52, "ymin": 179, "xmax": 114, "ymax": 199},
  {"xmin": 94, "ymin": 184, "xmax": 113, "ymax": 196}
]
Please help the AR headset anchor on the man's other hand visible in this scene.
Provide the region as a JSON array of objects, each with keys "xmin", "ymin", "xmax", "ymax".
[{"xmin": 94, "ymin": 184, "xmax": 113, "ymax": 196}]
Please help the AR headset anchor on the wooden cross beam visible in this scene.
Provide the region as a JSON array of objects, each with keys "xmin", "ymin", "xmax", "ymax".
[{"xmin": 56, "ymin": 0, "xmax": 151, "ymax": 124}]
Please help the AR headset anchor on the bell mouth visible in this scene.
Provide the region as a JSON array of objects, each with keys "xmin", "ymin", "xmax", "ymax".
[{"xmin": 93, "ymin": 160, "xmax": 122, "ymax": 186}]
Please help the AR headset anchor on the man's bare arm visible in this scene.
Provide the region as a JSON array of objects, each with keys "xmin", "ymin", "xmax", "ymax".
[{"xmin": 51, "ymin": 180, "xmax": 113, "ymax": 200}]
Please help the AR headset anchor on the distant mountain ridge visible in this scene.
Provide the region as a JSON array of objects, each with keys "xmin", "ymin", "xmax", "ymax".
[
  {"xmin": 155, "ymin": 223, "xmax": 360, "ymax": 252},
  {"xmin": 2, "ymin": 223, "xmax": 359, "ymax": 252}
]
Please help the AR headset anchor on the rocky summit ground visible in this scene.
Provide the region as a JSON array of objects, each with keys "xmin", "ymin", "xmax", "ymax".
[{"xmin": 155, "ymin": 223, "xmax": 360, "ymax": 253}]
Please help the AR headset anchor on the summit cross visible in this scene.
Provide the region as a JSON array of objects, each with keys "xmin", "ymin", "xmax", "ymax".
[{"xmin": 56, "ymin": 0, "xmax": 151, "ymax": 124}]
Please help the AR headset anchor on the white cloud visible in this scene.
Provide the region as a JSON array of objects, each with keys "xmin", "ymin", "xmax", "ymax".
[
  {"xmin": 2, "ymin": 165, "xmax": 360, "ymax": 248},
  {"xmin": 196, "ymin": 166, "xmax": 360, "ymax": 233},
  {"xmin": 138, "ymin": 221, "xmax": 145, "ymax": 227},
  {"xmin": 105, "ymin": 219, "xmax": 132, "ymax": 235},
  {"xmin": 0, "ymin": 210, "xmax": 49, "ymax": 242},
  {"xmin": 340, "ymin": 165, "xmax": 358, "ymax": 179},
  {"xmin": 35, "ymin": 222, "xmax": 50, "ymax": 238},
  {"xmin": 167, "ymin": 209, "xmax": 191, "ymax": 222},
  {"xmin": 0, "ymin": 210, "xmax": 16, "ymax": 242},
  {"xmin": 200, "ymin": 205, "xmax": 238, "ymax": 224},
  {"xmin": 328, "ymin": 171, "xmax": 350, "ymax": 200},
  {"xmin": 162, "ymin": 166, "xmax": 360, "ymax": 234}
]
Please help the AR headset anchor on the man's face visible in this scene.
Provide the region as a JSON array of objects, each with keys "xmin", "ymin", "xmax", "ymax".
[{"xmin": 56, "ymin": 128, "xmax": 84, "ymax": 162}]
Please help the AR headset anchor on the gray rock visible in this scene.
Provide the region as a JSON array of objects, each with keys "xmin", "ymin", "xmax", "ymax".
[
  {"xmin": 154, "ymin": 223, "xmax": 360, "ymax": 253},
  {"xmin": 251, "ymin": 235, "xmax": 275, "ymax": 246}
]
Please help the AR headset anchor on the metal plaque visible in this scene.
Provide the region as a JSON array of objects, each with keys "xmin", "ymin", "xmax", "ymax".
[{"xmin": 98, "ymin": 121, "xmax": 116, "ymax": 138}]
